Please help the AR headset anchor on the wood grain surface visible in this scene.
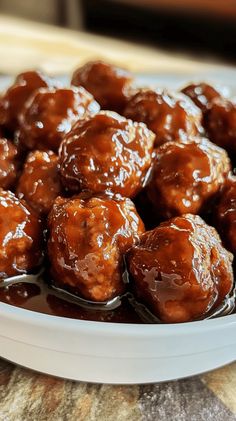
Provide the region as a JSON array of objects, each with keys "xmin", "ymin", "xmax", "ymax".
[{"xmin": 0, "ymin": 359, "xmax": 236, "ymax": 420}]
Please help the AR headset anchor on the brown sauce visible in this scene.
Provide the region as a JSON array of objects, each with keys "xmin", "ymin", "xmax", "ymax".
[{"xmin": 0, "ymin": 277, "xmax": 144, "ymax": 323}]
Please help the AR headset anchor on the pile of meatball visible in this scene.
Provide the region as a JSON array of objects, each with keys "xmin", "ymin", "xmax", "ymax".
[{"xmin": 0, "ymin": 61, "xmax": 235, "ymax": 323}]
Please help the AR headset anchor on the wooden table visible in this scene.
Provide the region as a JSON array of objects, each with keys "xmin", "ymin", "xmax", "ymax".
[
  {"xmin": 0, "ymin": 360, "xmax": 235, "ymax": 420},
  {"xmin": 0, "ymin": 14, "xmax": 235, "ymax": 421}
]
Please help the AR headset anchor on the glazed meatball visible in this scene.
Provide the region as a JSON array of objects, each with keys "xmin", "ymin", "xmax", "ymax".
[
  {"xmin": 215, "ymin": 175, "xmax": 236, "ymax": 254},
  {"xmin": 181, "ymin": 83, "xmax": 221, "ymax": 113},
  {"xmin": 18, "ymin": 86, "xmax": 100, "ymax": 152},
  {"xmin": 0, "ymin": 138, "xmax": 19, "ymax": 190},
  {"xmin": 17, "ymin": 150, "xmax": 62, "ymax": 216},
  {"xmin": 204, "ymin": 99, "xmax": 236, "ymax": 155},
  {"xmin": 71, "ymin": 60, "xmax": 133, "ymax": 113},
  {"xmin": 124, "ymin": 89, "xmax": 203, "ymax": 147},
  {"xmin": 0, "ymin": 71, "xmax": 51, "ymax": 132},
  {"xmin": 0, "ymin": 189, "xmax": 43, "ymax": 279},
  {"xmin": 47, "ymin": 193, "xmax": 145, "ymax": 302},
  {"xmin": 146, "ymin": 139, "xmax": 230, "ymax": 220},
  {"xmin": 59, "ymin": 111, "xmax": 155, "ymax": 198},
  {"xmin": 127, "ymin": 214, "xmax": 234, "ymax": 323}
]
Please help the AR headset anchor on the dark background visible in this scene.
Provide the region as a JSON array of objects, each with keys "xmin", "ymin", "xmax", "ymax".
[
  {"xmin": 0, "ymin": 0, "xmax": 236, "ymax": 64},
  {"xmin": 81, "ymin": 0, "xmax": 236, "ymax": 64}
]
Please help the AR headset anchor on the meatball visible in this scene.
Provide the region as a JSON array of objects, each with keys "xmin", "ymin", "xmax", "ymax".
[
  {"xmin": 124, "ymin": 88, "xmax": 203, "ymax": 147},
  {"xmin": 47, "ymin": 193, "xmax": 145, "ymax": 302},
  {"xmin": 71, "ymin": 60, "xmax": 133, "ymax": 113},
  {"xmin": 0, "ymin": 138, "xmax": 19, "ymax": 190},
  {"xmin": 215, "ymin": 175, "xmax": 236, "ymax": 254},
  {"xmin": 18, "ymin": 86, "xmax": 100, "ymax": 152},
  {"xmin": 146, "ymin": 139, "xmax": 230, "ymax": 220},
  {"xmin": 59, "ymin": 111, "xmax": 155, "ymax": 198},
  {"xmin": 0, "ymin": 189, "xmax": 43, "ymax": 279},
  {"xmin": 0, "ymin": 70, "xmax": 51, "ymax": 132},
  {"xmin": 181, "ymin": 83, "xmax": 221, "ymax": 113},
  {"xmin": 17, "ymin": 150, "xmax": 62, "ymax": 216},
  {"xmin": 127, "ymin": 214, "xmax": 234, "ymax": 323},
  {"xmin": 204, "ymin": 99, "xmax": 236, "ymax": 155}
]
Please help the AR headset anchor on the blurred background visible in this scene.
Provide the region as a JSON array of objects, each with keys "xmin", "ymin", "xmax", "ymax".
[
  {"xmin": 0, "ymin": 0, "xmax": 236, "ymax": 79},
  {"xmin": 0, "ymin": 0, "xmax": 236, "ymax": 62}
]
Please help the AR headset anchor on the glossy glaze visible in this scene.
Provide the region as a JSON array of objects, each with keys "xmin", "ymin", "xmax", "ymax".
[
  {"xmin": 205, "ymin": 98, "xmax": 236, "ymax": 155},
  {"xmin": 18, "ymin": 86, "xmax": 100, "ymax": 152},
  {"xmin": 0, "ymin": 138, "xmax": 19, "ymax": 190},
  {"xmin": 181, "ymin": 83, "xmax": 221, "ymax": 113},
  {"xmin": 17, "ymin": 150, "xmax": 63, "ymax": 216},
  {"xmin": 0, "ymin": 71, "xmax": 51, "ymax": 132},
  {"xmin": 215, "ymin": 175, "xmax": 236, "ymax": 254},
  {"xmin": 59, "ymin": 111, "xmax": 155, "ymax": 197},
  {"xmin": 0, "ymin": 280, "xmax": 143, "ymax": 323},
  {"xmin": 147, "ymin": 139, "xmax": 230, "ymax": 219},
  {"xmin": 0, "ymin": 67, "xmax": 235, "ymax": 325},
  {"xmin": 47, "ymin": 192, "xmax": 145, "ymax": 302},
  {"xmin": 71, "ymin": 60, "xmax": 133, "ymax": 113},
  {"xmin": 124, "ymin": 88, "xmax": 203, "ymax": 146},
  {"xmin": 0, "ymin": 189, "xmax": 43, "ymax": 278},
  {"xmin": 127, "ymin": 214, "xmax": 234, "ymax": 323}
]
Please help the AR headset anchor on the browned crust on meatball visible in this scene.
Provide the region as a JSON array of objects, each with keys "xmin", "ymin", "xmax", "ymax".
[
  {"xmin": 0, "ymin": 138, "xmax": 19, "ymax": 190},
  {"xmin": 17, "ymin": 150, "xmax": 63, "ymax": 216},
  {"xmin": 215, "ymin": 175, "xmax": 236, "ymax": 254},
  {"xmin": 204, "ymin": 98, "xmax": 236, "ymax": 155},
  {"xmin": 0, "ymin": 189, "xmax": 43, "ymax": 278},
  {"xmin": 127, "ymin": 213, "xmax": 233, "ymax": 323},
  {"xmin": 181, "ymin": 83, "xmax": 221, "ymax": 113},
  {"xmin": 146, "ymin": 138, "xmax": 230, "ymax": 219},
  {"xmin": 124, "ymin": 88, "xmax": 203, "ymax": 146},
  {"xmin": 59, "ymin": 111, "xmax": 155, "ymax": 198},
  {"xmin": 47, "ymin": 192, "xmax": 145, "ymax": 302},
  {"xmin": 18, "ymin": 87, "xmax": 100, "ymax": 152},
  {"xmin": 71, "ymin": 60, "xmax": 133, "ymax": 113},
  {"xmin": 0, "ymin": 71, "xmax": 51, "ymax": 132}
]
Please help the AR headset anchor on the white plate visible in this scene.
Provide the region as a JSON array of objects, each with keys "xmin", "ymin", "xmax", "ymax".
[{"xmin": 0, "ymin": 70, "xmax": 236, "ymax": 384}]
